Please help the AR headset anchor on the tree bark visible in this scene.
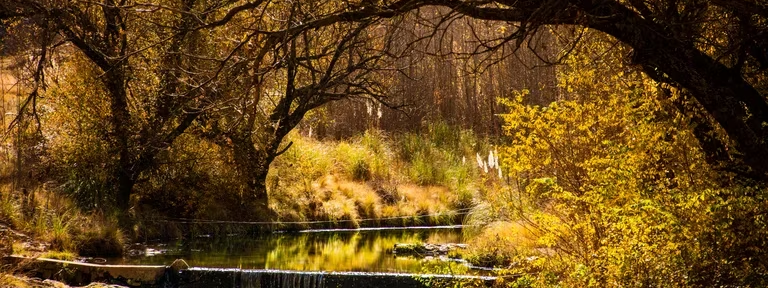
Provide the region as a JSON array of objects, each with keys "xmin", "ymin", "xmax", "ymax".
[
  {"xmin": 104, "ymin": 63, "xmax": 135, "ymax": 211},
  {"xmin": 229, "ymin": 131, "xmax": 274, "ymax": 221}
]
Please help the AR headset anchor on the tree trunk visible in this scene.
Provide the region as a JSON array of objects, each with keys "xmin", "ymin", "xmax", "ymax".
[
  {"xmin": 581, "ymin": 2, "xmax": 768, "ymax": 180},
  {"xmin": 230, "ymin": 132, "xmax": 274, "ymax": 222},
  {"xmin": 115, "ymin": 168, "xmax": 135, "ymax": 211},
  {"xmin": 245, "ymin": 169, "xmax": 273, "ymax": 221},
  {"xmin": 104, "ymin": 65, "xmax": 135, "ymax": 211}
]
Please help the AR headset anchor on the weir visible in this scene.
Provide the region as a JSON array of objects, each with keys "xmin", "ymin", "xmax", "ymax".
[
  {"xmin": 5, "ymin": 256, "xmax": 498, "ymax": 288},
  {"xmin": 179, "ymin": 268, "xmax": 497, "ymax": 288}
]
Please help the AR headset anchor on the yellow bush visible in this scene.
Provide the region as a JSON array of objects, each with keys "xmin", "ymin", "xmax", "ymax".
[{"xmin": 494, "ymin": 31, "xmax": 768, "ymax": 287}]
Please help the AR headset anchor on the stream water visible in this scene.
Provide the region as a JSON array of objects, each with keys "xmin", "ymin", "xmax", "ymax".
[{"xmin": 111, "ymin": 226, "xmax": 464, "ymax": 274}]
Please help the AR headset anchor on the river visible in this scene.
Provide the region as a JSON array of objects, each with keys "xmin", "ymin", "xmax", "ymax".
[{"xmin": 110, "ymin": 226, "xmax": 465, "ymax": 274}]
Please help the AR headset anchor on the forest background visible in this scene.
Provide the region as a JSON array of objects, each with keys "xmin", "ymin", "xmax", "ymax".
[{"xmin": 0, "ymin": 0, "xmax": 767, "ymax": 286}]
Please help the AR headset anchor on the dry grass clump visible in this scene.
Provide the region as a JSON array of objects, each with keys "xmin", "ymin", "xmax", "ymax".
[
  {"xmin": 0, "ymin": 184, "xmax": 125, "ymax": 258},
  {"xmin": 271, "ymin": 174, "xmax": 465, "ymax": 229},
  {"xmin": 0, "ymin": 186, "xmax": 24, "ymax": 229},
  {"xmin": 267, "ymin": 127, "xmax": 497, "ymax": 229},
  {"xmin": 72, "ymin": 215, "xmax": 124, "ymax": 257}
]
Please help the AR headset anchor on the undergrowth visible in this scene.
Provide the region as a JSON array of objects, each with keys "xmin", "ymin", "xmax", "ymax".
[
  {"xmin": 0, "ymin": 184, "xmax": 125, "ymax": 258},
  {"xmin": 433, "ymin": 32, "xmax": 768, "ymax": 287},
  {"xmin": 268, "ymin": 123, "xmax": 499, "ymax": 230}
]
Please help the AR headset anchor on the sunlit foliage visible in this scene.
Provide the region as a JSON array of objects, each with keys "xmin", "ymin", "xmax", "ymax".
[{"xmin": 495, "ymin": 31, "xmax": 768, "ymax": 287}]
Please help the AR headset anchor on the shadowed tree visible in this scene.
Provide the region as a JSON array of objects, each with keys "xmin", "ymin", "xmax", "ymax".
[
  {"xmin": 188, "ymin": 0, "xmax": 768, "ymax": 180},
  {"xmin": 2, "ymin": 0, "xmax": 767, "ymax": 217},
  {"xmin": 0, "ymin": 0, "xmax": 406, "ymax": 219},
  {"xmin": 0, "ymin": 0, "xmax": 283, "ymax": 213},
  {"xmin": 194, "ymin": 1, "xmax": 404, "ymax": 220}
]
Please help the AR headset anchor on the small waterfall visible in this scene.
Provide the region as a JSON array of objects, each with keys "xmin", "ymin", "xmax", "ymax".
[
  {"xmin": 239, "ymin": 270, "xmax": 325, "ymax": 288},
  {"xmin": 240, "ymin": 270, "xmax": 261, "ymax": 288},
  {"xmin": 179, "ymin": 267, "xmax": 496, "ymax": 288}
]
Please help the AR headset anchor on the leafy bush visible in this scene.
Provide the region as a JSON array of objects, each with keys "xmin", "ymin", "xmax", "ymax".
[{"xmin": 488, "ymin": 31, "xmax": 768, "ymax": 287}]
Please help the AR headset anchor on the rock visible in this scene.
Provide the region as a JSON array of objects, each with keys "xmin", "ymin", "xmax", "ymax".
[
  {"xmin": 0, "ymin": 273, "xmax": 128, "ymax": 288},
  {"xmin": 81, "ymin": 257, "xmax": 107, "ymax": 264},
  {"xmin": 170, "ymin": 259, "xmax": 189, "ymax": 272},
  {"xmin": 167, "ymin": 259, "xmax": 190, "ymax": 285},
  {"xmin": 392, "ymin": 244, "xmax": 427, "ymax": 256},
  {"xmin": 392, "ymin": 243, "xmax": 468, "ymax": 257}
]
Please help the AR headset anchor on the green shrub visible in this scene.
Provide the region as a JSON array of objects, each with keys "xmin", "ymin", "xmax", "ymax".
[
  {"xmin": 409, "ymin": 155, "xmax": 440, "ymax": 185},
  {"xmin": 49, "ymin": 212, "xmax": 73, "ymax": 251}
]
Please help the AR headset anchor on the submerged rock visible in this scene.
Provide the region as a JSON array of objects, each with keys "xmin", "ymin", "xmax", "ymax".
[
  {"xmin": 170, "ymin": 259, "xmax": 190, "ymax": 272},
  {"xmin": 125, "ymin": 246, "xmax": 166, "ymax": 258}
]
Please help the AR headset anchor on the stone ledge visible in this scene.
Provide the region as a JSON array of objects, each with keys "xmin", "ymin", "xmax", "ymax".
[{"xmin": 2, "ymin": 255, "xmax": 169, "ymax": 287}]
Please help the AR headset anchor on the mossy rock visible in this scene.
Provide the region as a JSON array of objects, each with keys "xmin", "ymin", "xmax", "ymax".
[
  {"xmin": 392, "ymin": 243, "xmax": 427, "ymax": 256},
  {"xmin": 393, "ymin": 243, "xmax": 468, "ymax": 257}
]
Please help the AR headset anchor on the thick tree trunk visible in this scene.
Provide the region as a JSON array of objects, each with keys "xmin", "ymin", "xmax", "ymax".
[
  {"xmin": 245, "ymin": 169, "xmax": 273, "ymax": 220},
  {"xmin": 104, "ymin": 66, "xmax": 136, "ymax": 211},
  {"xmin": 115, "ymin": 169, "xmax": 135, "ymax": 211},
  {"xmin": 230, "ymin": 132, "xmax": 274, "ymax": 222}
]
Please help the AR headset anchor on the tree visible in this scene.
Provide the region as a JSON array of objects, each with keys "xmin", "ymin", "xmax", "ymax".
[
  {"xmin": 301, "ymin": 0, "xmax": 768, "ymax": 180},
  {"xmin": 194, "ymin": 1, "xmax": 402, "ymax": 220},
  {"xmin": 0, "ymin": 0, "xmax": 406, "ymax": 218},
  {"xmin": 496, "ymin": 30, "xmax": 768, "ymax": 287},
  {"xmin": 172, "ymin": 0, "xmax": 768, "ymax": 180},
  {"xmin": 0, "ymin": 0, "xmax": 280, "ymax": 212},
  {"xmin": 3, "ymin": 0, "xmax": 766, "ymax": 216}
]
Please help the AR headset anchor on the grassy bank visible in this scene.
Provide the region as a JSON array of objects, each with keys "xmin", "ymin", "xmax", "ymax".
[
  {"xmin": 0, "ymin": 273, "xmax": 120, "ymax": 288},
  {"xmin": 268, "ymin": 126, "xmax": 496, "ymax": 230},
  {"xmin": 1, "ymin": 123, "xmax": 505, "ymax": 257},
  {"xmin": 0, "ymin": 185, "xmax": 125, "ymax": 259}
]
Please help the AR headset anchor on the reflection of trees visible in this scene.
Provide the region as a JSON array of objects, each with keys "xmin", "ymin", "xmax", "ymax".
[
  {"xmin": 265, "ymin": 232, "xmax": 411, "ymax": 271},
  {"xmin": 264, "ymin": 230, "xmax": 461, "ymax": 272},
  {"xmin": 127, "ymin": 229, "xmax": 463, "ymax": 271}
]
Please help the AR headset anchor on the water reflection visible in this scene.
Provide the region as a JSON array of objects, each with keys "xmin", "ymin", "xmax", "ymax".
[{"xmin": 115, "ymin": 227, "xmax": 463, "ymax": 273}]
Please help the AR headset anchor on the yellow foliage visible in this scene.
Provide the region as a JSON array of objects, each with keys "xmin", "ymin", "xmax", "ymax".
[{"xmin": 494, "ymin": 31, "xmax": 768, "ymax": 287}]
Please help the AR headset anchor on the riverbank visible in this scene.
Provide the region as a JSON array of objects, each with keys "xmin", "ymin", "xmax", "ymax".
[
  {"xmin": 0, "ymin": 222, "xmax": 125, "ymax": 288},
  {"xmin": 3, "ymin": 255, "xmax": 500, "ymax": 288},
  {"xmin": 128, "ymin": 126, "xmax": 501, "ymax": 238},
  {"xmin": 0, "ymin": 273, "xmax": 126, "ymax": 288},
  {"xmin": 0, "ymin": 125, "xmax": 508, "ymax": 284},
  {"xmin": 0, "ymin": 222, "xmax": 501, "ymax": 287}
]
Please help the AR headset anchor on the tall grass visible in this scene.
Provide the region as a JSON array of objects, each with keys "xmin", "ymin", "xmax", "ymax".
[
  {"xmin": 0, "ymin": 184, "xmax": 125, "ymax": 257},
  {"xmin": 268, "ymin": 124, "xmax": 499, "ymax": 229},
  {"xmin": 334, "ymin": 130, "xmax": 391, "ymax": 181},
  {"xmin": 0, "ymin": 187, "xmax": 22, "ymax": 228}
]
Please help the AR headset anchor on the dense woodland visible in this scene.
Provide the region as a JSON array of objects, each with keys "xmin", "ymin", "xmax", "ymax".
[{"xmin": 0, "ymin": 0, "xmax": 767, "ymax": 287}]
